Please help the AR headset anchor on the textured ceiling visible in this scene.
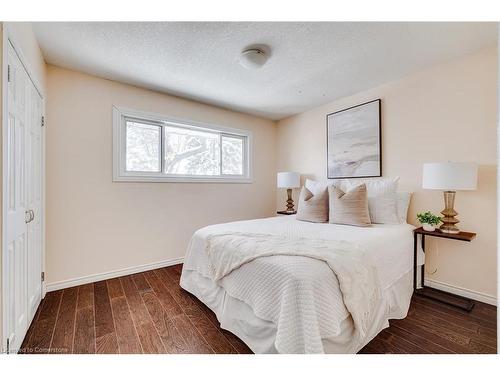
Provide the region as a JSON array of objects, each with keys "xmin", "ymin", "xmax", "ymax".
[{"xmin": 33, "ymin": 22, "xmax": 496, "ymax": 120}]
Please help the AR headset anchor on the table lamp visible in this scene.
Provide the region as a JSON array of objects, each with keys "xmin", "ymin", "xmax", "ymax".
[
  {"xmin": 277, "ymin": 172, "xmax": 300, "ymax": 213},
  {"xmin": 422, "ymin": 162, "xmax": 478, "ymax": 234}
]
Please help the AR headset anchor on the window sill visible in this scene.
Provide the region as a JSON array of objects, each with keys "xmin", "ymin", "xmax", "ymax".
[{"xmin": 112, "ymin": 174, "xmax": 253, "ymax": 184}]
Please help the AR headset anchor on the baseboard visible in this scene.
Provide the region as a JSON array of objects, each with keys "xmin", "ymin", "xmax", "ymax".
[
  {"xmin": 44, "ymin": 259, "xmax": 498, "ymax": 306},
  {"xmin": 425, "ymin": 278, "xmax": 497, "ymax": 306},
  {"xmin": 45, "ymin": 257, "xmax": 184, "ymax": 292}
]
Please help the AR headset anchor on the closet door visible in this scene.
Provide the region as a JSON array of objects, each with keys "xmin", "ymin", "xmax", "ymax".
[
  {"xmin": 26, "ymin": 74, "xmax": 43, "ymax": 323},
  {"xmin": 4, "ymin": 42, "xmax": 43, "ymax": 353},
  {"xmin": 5, "ymin": 43, "xmax": 29, "ymax": 353}
]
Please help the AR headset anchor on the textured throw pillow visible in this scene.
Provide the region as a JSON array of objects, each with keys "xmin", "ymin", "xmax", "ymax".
[
  {"xmin": 328, "ymin": 184, "xmax": 371, "ymax": 227},
  {"xmin": 304, "ymin": 178, "xmax": 348, "ymax": 195},
  {"xmin": 304, "ymin": 179, "xmax": 328, "ymax": 195},
  {"xmin": 296, "ymin": 186, "xmax": 329, "ymax": 223},
  {"xmin": 346, "ymin": 177, "xmax": 400, "ymax": 224}
]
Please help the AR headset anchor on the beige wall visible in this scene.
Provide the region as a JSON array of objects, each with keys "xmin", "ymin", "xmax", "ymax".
[
  {"xmin": 45, "ymin": 65, "xmax": 277, "ymax": 285},
  {"xmin": 277, "ymin": 47, "xmax": 497, "ymax": 302}
]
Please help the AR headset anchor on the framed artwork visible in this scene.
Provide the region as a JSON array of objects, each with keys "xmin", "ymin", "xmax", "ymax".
[{"xmin": 326, "ymin": 99, "xmax": 381, "ymax": 179}]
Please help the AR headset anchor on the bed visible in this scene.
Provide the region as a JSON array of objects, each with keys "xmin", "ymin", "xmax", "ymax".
[{"xmin": 180, "ymin": 215, "xmax": 423, "ymax": 354}]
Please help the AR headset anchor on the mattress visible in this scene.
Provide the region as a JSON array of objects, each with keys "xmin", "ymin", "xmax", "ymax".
[{"xmin": 180, "ymin": 216, "xmax": 423, "ymax": 353}]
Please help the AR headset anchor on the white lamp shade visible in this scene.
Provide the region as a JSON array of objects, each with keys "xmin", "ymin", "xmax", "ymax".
[
  {"xmin": 277, "ymin": 172, "xmax": 300, "ymax": 188},
  {"xmin": 422, "ymin": 162, "xmax": 478, "ymax": 191}
]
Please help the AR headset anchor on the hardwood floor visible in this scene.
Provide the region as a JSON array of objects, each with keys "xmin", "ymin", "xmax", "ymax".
[{"xmin": 20, "ymin": 264, "xmax": 497, "ymax": 354}]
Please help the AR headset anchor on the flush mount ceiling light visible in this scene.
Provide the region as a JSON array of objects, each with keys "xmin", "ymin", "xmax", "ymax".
[{"xmin": 239, "ymin": 45, "xmax": 270, "ymax": 69}]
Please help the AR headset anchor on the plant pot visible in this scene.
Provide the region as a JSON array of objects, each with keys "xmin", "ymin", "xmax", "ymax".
[{"xmin": 422, "ymin": 224, "xmax": 435, "ymax": 232}]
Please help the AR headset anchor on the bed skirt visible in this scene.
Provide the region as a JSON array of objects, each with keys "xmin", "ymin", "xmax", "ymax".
[{"xmin": 180, "ymin": 268, "xmax": 413, "ymax": 354}]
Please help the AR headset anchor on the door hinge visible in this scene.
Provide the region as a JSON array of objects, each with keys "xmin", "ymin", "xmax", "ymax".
[
  {"xmin": 7, "ymin": 65, "xmax": 11, "ymax": 83},
  {"xmin": 41, "ymin": 116, "xmax": 45, "ymax": 127},
  {"xmin": 41, "ymin": 272, "xmax": 45, "ymax": 282},
  {"xmin": 6, "ymin": 338, "xmax": 9, "ymax": 354}
]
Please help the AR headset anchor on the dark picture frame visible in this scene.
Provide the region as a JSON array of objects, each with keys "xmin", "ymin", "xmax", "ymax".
[{"xmin": 326, "ymin": 99, "xmax": 382, "ymax": 179}]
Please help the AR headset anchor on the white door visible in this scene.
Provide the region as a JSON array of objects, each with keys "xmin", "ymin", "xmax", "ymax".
[
  {"xmin": 26, "ymin": 67, "xmax": 43, "ymax": 324},
  {"xmin": 4, "ymin": 41, "xmax": 43, "ymax": 354}
]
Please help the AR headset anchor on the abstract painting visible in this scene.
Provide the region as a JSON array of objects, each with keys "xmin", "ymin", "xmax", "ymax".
[{"xmin": 327, "ymin": 99, "xmax": 381, "ymax": 179}]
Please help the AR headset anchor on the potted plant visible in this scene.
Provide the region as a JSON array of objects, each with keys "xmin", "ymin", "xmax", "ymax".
[{"xmin": 417, "ymin": 211, "xmax": 442, "ymax": 232}]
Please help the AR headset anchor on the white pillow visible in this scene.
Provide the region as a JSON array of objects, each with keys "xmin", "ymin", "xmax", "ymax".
[
  {"xmin": 397, "ymin": 192, "xmax": 412, "ymax": 223},
  {"xmin": 346, "ymin": 177, "xmax": 400, "ymax": 224}
]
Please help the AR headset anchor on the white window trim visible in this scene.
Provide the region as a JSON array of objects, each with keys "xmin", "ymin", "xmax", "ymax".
[{"xmin": 112, "ymin": 106, "xmax": 253, "ymax": 183}]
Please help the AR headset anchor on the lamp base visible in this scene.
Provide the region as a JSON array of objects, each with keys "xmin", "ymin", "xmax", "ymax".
[
  {"xmin": 439, "ymin": 191, "xmax": 460, "ymax": 234},
  {"xmin": 277, "ymin": 210, "xmax": 297, "ymax": 215},
  {"xmin": 284, "ymin": 188, "xmax": 295, "ymax": 212},
  {"xmin": 439, "ymin": 226, "xmax": 460, "ymax": 234}
]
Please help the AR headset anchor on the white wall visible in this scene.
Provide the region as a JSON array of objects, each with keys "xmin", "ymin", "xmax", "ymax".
[
  {"xmin": 45, "ymin": 65, "xmax": 277, "ymax": 287},
  {"xmin": 277, "ymin": 47, "xmax": 497, "ymax": 303}
]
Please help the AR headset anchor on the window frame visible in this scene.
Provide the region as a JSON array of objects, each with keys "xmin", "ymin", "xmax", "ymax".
[{"xmin": 112, "ymin": 106, "xmax": 253, "ymax": 183}]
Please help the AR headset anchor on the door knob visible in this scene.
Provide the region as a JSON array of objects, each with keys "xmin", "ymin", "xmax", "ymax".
[{"xmin": 25, "ymin": 210, "xmax": 34, "ymax": 223}]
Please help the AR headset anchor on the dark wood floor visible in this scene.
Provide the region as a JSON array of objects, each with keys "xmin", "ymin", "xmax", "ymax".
[{"xmin": 20, "ymin": 264, "xmax": 497, "ymax": 354}]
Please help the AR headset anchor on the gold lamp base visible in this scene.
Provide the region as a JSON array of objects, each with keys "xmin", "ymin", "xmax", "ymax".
[
  {"xmin": 439, "ymin": 191, "xmax": 460, "ymax": 234},
  {"xmin": 284, "ymin": 188, "xmax": 295, "ymax": 212}
]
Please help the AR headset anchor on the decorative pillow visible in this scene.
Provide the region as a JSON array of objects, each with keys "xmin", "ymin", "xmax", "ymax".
[
  {"xmin": 304, "ymin": 178, "xmax": 348, "ymax": 195},
  {"xmin": 328, "ymin": 184, "xmax": 371, "ymax": 227},
  {"xmin": 346, "ymin": 177, "xmax": 400, "ymax": 224},
  {"xmin": 304, "ymin": 179, "xmax": 327, "ymax": 195},
  {"xmin": 296, "ymin": 186, "xmax": 329, "ymax": 223},
  {"xmin": 397, "ymin": 192, "xmax": 412, "ymax": 223}
]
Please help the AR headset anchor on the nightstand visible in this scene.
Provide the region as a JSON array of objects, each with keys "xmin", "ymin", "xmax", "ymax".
[
  {"xmin": 276, "ymin": 210, "xmax": 297, "ymax": 215},
  {"xmin": 413, "ymin": 227, "xmax": 476, "ymax": 311}
]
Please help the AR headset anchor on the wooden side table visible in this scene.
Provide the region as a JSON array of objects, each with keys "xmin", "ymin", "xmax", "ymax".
[{"xmin": 413, "ymin": 227, "xmax": 476, "ymax": 311}]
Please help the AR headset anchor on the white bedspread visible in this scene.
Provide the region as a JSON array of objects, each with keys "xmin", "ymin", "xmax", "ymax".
[
  {"xmin": 181, "ymin": 216, "xmax": 419, "ymax": 353},
  {"xmin": 206, "ymin": 232, "xmax": 381, "ymax": 353}
]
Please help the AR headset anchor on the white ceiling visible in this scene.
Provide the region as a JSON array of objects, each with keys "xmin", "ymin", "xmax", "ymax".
[{"xmin": 32, "ymin": 22, "xmax": 497, "ymax": 120}]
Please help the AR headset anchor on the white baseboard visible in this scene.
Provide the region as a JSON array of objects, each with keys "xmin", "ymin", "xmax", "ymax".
[
  {"xmin": 45, "ymin": 257, "xmax": 184, "ymax": 292},
  {"xmin": 43, "ymin": 259, "xmax": 498, "ymax": 307},
  {"xmin": 425, "ymin": 278, "xmax": 497, "ymax": 306}
]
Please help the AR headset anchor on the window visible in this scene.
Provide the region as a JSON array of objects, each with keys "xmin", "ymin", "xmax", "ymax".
[{"xmin": 113, "ymin": 107, "xmax": 252, "ymax": 182}]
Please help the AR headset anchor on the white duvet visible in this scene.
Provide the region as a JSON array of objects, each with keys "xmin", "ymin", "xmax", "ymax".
[{"xmin": 181, "ymin": 216, "xmax": 419, "ymax": 353}]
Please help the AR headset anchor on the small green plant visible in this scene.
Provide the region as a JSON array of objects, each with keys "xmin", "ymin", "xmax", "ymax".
[{"xmin": 417, "ymin": 211, "xmax": 441, "ymax": 226}]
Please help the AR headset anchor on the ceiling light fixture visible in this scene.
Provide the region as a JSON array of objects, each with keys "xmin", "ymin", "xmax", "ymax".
[{"xmin": 239, "ymin": 45, "xmax": 270, "ymax": 69}]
